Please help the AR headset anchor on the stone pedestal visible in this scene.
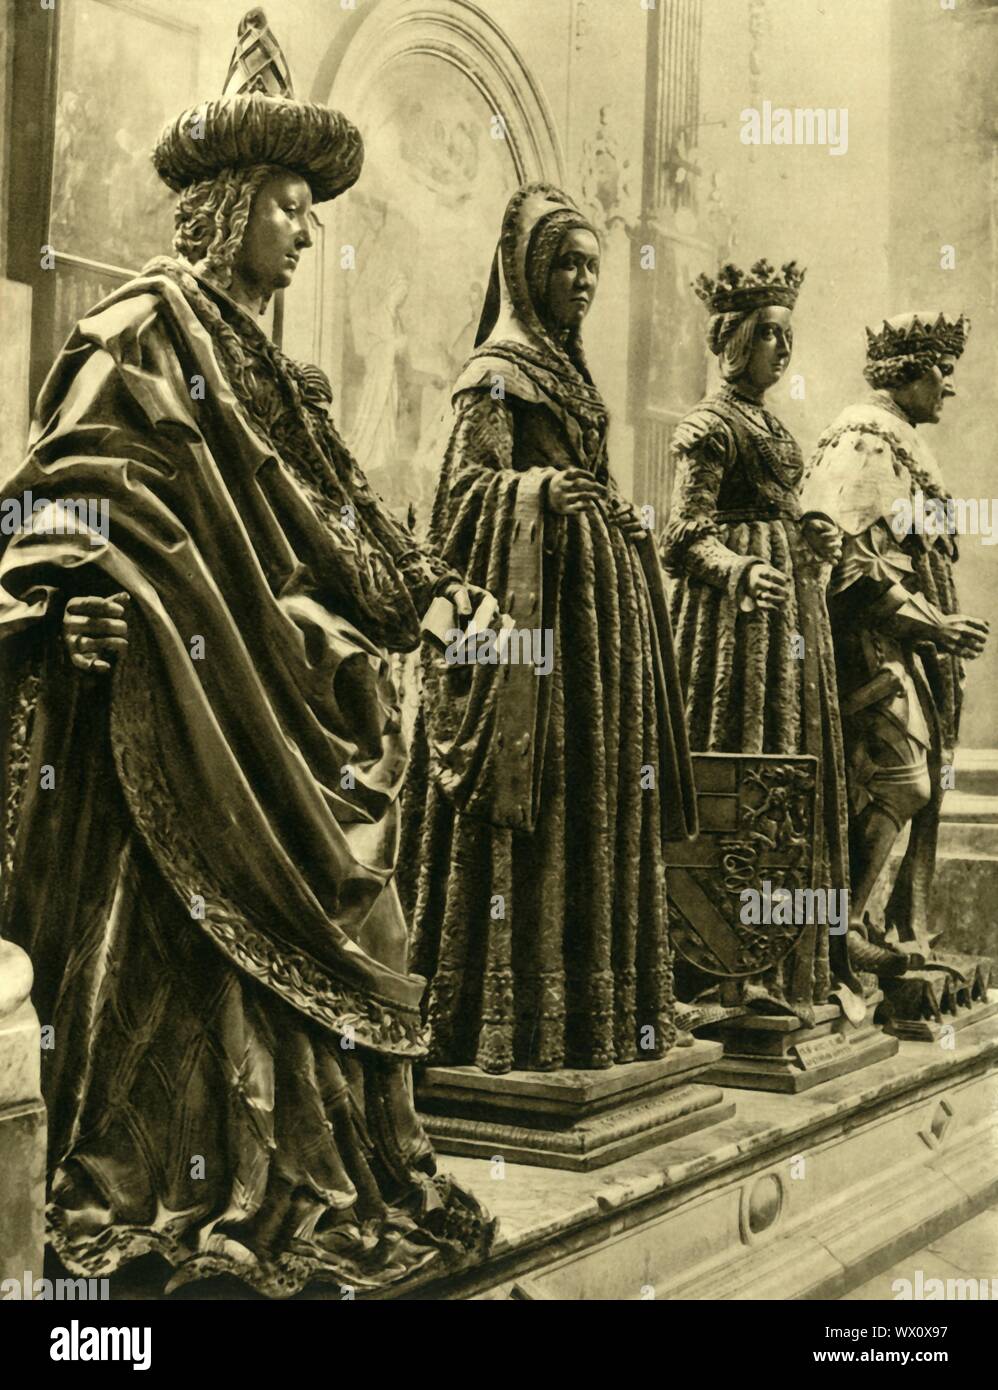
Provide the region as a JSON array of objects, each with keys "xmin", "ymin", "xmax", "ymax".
[
  {"xmin": 416, "ymin": 1041, "xmax": 735, "ymax": 1171},
  {"xmin": 879, "ymin": 983, "xmax": 998, "ymax": 1043},
  {"xmin": 699, "ymin": 993, "xmax": 898, "ymax": 1093},
  {"xmin": 0, "ymin": 940, "xmax": 46, "ymax": 1285}
]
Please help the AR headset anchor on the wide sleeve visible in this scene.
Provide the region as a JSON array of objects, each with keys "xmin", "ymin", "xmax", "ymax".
[
  {"xmin": 0, "ymin": 296, "xmax": 432, "ymax": 1055},
  {"xmin": 426, "ymin": 388, "xmax": 557, "ymax": 566},
  {"xmin": 322, "ymin": 423, "xmax": 460, "ymax": 617},
  {"xmin": 662, "ymin": 411, "xmax": 764, "ymax": 598},
  {"xmin": 420, "ymin": 387, "xmax": 555, "ymax": 832}
]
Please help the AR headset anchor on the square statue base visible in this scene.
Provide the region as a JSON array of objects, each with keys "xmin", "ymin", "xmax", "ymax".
[
  {"xmin": 416, "ymin": 1041, "xmax": 735, "ymax": 1171},
  {"xmin": 699, "ymin": 992, "xmax": 898, "ymax": 1093}
]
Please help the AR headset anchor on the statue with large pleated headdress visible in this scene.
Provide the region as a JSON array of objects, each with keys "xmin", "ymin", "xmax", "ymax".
[{"xmin": 0, "ymin": 8, "xmax": 494, "ymax": 1296}]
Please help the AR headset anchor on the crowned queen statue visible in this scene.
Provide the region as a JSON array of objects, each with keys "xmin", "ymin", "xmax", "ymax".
[{"xmin": 661, "ymin": 260, "xmax": 899, "ymax": 1089}]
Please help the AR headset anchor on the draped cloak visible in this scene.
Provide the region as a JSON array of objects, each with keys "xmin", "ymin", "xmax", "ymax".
[
  {"xmin": 663, "ymin": 385, "xmax": 853, "ymax": 1007},
  {"xmin": 398, "ymin": 185, "xmax": 697, "ymax": 1074},
  {"xmin": 0, "ymin": 257, "xmax": 492, "ymax": 1296}
]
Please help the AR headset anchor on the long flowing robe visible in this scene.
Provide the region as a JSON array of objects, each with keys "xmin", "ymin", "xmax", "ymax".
[
  {"xmin": 801, "ymin": 393, "xmax": 965, "ymax": 941},
  {"xmin": 0, "ymin": 257, "xmax": 492, "ymax": 1296},
  {"xmin": 663, "ymin": 384, "xmax": 851, "ymax": 1007},
  {"xmin": 398, "ymin": 185, "xmax": 697, "ymax": 1074}
]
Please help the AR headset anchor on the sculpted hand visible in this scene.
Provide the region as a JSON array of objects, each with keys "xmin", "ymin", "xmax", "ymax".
[
  {"xmin": 439, "ymin": 579, "xmax": 492, "ymax": 624},
  {"xmin": 743, "ymin": 563, "xmax": 791, "ymax": 613},
  {"xmin": 609, "ymin": 496, "xmax": 650, "ymax": 543},
  {"xmin": 63, "ymin": 593, "xmax": 129, "ymax": 673},
  {"xmin": 548, "ymin": 468, "xmax": 607, "ymax": 516},
  {"xmin": 801, "ymin": 516, "xmax": 843, "ymax": 565},
  {"xmin": 939, "ymin": 613, "xmax": 989, "ymax": 659}
]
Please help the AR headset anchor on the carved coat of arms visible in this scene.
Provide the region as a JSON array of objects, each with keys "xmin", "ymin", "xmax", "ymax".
[{"xmin": 666, "ymin": 753, "xmax": 817, "ymax": 978}]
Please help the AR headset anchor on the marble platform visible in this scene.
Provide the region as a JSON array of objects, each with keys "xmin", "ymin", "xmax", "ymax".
[
  {"xmin": 0, "ymin": 940, "xmax": 46, "ymax": 1285},
  {"xmin": 382, "ymin": 1005, "xmax": 998, "ymax": 1300}
]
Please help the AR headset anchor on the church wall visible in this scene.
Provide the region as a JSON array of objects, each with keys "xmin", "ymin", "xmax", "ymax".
[
  {"xmin": 1, "ymin": 0, "xmax": 13, "ymax": 277},
  {"xmin": 696, "ymin": 0, "xmax": 892, "ymax": 454},
  {"xmin": 886, "ymin": 0, "xmax": 998, "ymax": 751},
  {"xmin": 0, "ymin": 0, "xmax": 30, "ymax": 486},
  {"xmin": 310, "ymin": 0, "xmax": 648, "ymax": 518}
]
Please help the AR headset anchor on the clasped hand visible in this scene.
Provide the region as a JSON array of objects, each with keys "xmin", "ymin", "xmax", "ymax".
[
  {"xmin": 63, "ymin": 593, "xmax": 129, "ymax": 673},
  {"xmin": 939, "ymin": 612, "xmax": 989, "ymax": 660},
  {"xmin": 800, "ymin": 515, "xmax": 843, "ymax": 565},
  {"xmin": 437, "ymin": 579, "xmax": 492, "ymax": 623},
  {"xmin": 743, "ymin": 563, "xmax": 791, "ymax": 612},
  {"xmin": 548, "ymin": 469, "xmax": 649, "ymax": 541}
]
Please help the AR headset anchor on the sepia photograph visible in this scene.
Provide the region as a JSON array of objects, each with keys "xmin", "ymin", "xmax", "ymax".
[{"xmin": 0, "ymin": 0, "xmax": 996, "ymax": 1357}]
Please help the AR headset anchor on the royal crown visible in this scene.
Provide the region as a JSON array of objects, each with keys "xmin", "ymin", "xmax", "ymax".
[
  {"xmin": 865, "ymin": 311, "xmax": 969, "ymax": 365},
  {"xmin": 692, "ymin": 259, "xmax": 806, "ymax": 315}
]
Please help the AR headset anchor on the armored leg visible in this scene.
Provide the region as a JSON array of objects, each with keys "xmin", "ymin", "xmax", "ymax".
[{"xmin": 844, "ymin": 714, "xmax": 932, "ymax": 974}]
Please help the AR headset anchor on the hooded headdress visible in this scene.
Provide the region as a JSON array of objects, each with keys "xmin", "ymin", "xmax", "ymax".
[
  {"xmin": 152, "ymin": 8, "xmax": 363, "ymax": 203},
  {"xmin": 458, "ymin": 183, "xmax": 606, "ymax": 458}
]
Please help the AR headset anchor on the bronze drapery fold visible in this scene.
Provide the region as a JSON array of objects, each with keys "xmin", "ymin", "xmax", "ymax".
[{"xmin": 0, "ymin": 260, "xmax": 493, "ymax": 1296}]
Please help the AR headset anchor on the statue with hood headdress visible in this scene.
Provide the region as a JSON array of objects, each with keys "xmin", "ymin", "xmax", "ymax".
[{"xmin": 399, "ymin": 183, "xmax": 698, "ymax": 1075}]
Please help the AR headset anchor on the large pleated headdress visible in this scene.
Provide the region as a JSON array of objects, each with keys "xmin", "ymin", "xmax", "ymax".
[{"xmin": 152, "ymin": 7, "xmax": 363, "ymax": 204}]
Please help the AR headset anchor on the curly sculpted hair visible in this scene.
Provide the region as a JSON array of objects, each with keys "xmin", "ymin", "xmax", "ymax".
[{"xmin": 172, "ymin": 163, "xmax": 286, "ymax": 294}]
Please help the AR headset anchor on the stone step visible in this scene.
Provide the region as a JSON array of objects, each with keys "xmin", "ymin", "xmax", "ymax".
[
  {"xmin": 0, "ymin": 942, "xmax": 46, "ymax": 1289},
  {"xmin": 940, "ymin": 792, "xmax": 998, "ymax": 827},
  {"xmin": 948, "ymin": 749, "xmax": 998, "ymax": 800},
  {"xmin": 937, "ymin": 819, "xmax": 998, "ymax": 856}
]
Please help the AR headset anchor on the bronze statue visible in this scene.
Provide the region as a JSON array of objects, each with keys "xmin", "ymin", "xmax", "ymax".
[
  {"xmin": 802, "ymin": 311, "xmax": 989, "ymax": 973},
  {"xmin": 0, "ymin": 14, "xmax": 492, "ymax": 1297},
  {"xmin": 663, "ymin": 260, "xmax": 859, "ymax": 1017},
  {"xmin": 399, "ymin": 183, "xmax": 698, "ymax": 1074}
]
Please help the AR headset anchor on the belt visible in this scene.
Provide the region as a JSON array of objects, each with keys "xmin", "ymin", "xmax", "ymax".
[{"xmin": 715, "ymin": 506, "xmax": 794, "ymax": 524}]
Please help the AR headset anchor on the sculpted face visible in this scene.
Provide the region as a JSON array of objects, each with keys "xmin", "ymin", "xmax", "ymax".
[
  {"xmin": 893, "ymin": 355, "xmax": 957, "ymax": 425},
  {"xmin": 742, "ymin": 305, "xmax": 793, "ymax": 394},
  {"xmin": 544, "ymin": 228, "xmax": 601, "ymax": 331},
  {"xmin": 231, "ymin": 171, "xmax": 314, "ymax": 310}
]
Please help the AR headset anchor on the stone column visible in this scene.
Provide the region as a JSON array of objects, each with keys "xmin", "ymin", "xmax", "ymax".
[
  {"xmin": 0, "ymin": 276, "xmax": 33, "ymax": 478},
  {"xmin": 629, "ymin": 0, "xmax": 729, "ymax": 531},
  {"xmin": 0, "ymin": 941, "xmax": 46, "ymax": 1285}
]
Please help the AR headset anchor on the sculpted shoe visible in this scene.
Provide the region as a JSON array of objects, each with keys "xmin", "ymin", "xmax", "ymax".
[{"xmin": 847, "ymin": 927, "xmax": 909, "ymax": 978}]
